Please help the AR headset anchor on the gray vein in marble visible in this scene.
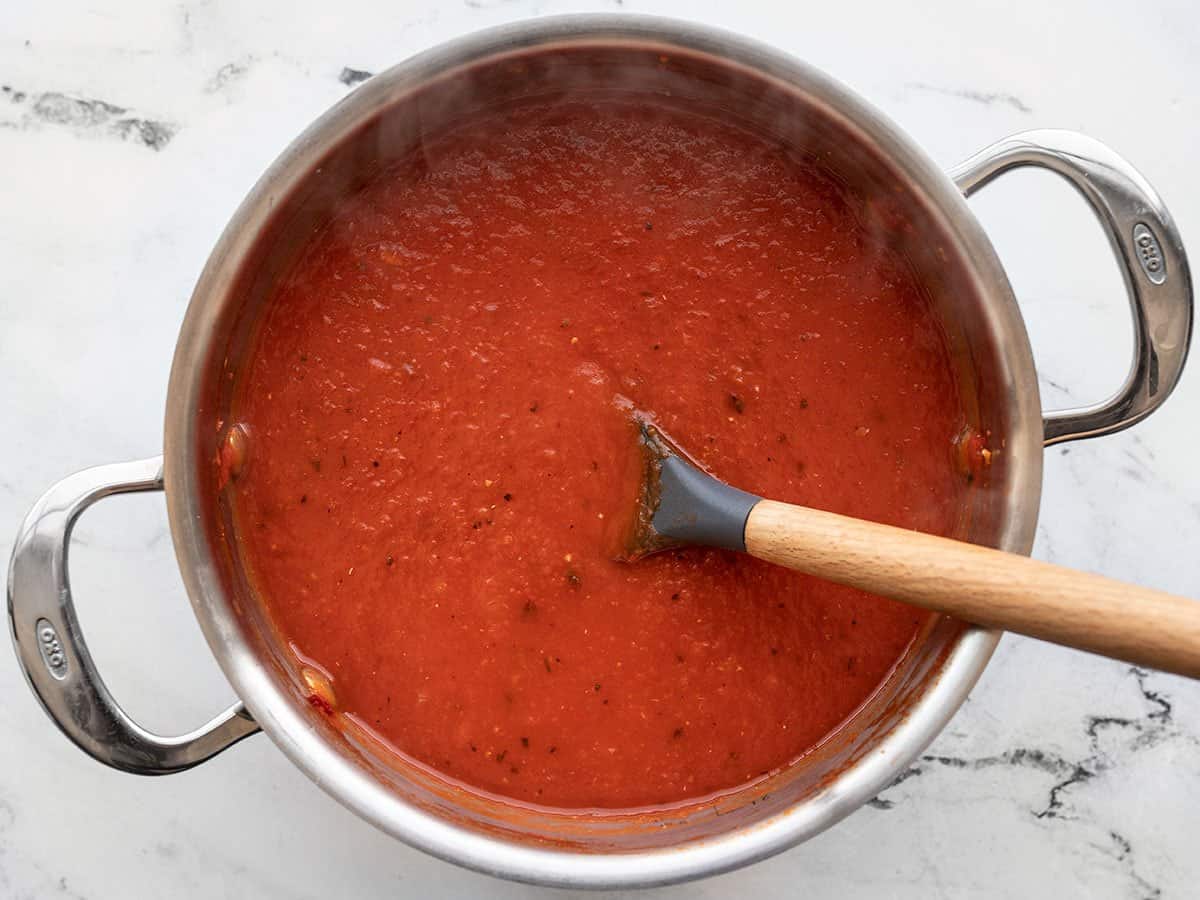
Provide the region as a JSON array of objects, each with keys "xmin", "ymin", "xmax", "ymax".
[
  {"xmin": 865, "ymin": 666, "xmax": 1188, "ymax": 898},
  {"xmin": 907, "ymin": 81, "xmax": 1032, "ymax": 113},
  {"xmin": 0, "ymin": 790, "xmax": 88, "ymax": 900},
  {"xmin": 1121, "ymin": 466, "xmax": 1148, "ymax": 484},
  {"xmin": 1055, "ymin": 442, "xmax": 1099, "ymax": 494},
  {"xmin": 1041, "ymin": 375, "xmax": 1074, "ymax": 396},
  {"xmin": 1130, "ymin": 435, "xmax": 1157, "ymax": 461},
  {"xmin": 1034, "ymin": 525, "xmax": 1060, "ymax": 565},
  {"xmin": 146, "ymin": 816, "xmax": 321, "ymax": 900},
  {"xmin": 865, "ymin": 765, "xmax": 923, "ymax": 809},
  {"xmin": 54, "ymin": 875, "xmax": 89, "ymax": 900},
  {"xmin": 66, "ymin": 523, "xmax": 170, "ymax": 554},
  {"xmin": 206, "ymin": 59, "xmax": 253, "ymax": 93},
  {"xmin": 1128, "ymin": 667, "xmax": 1172, "ymax": 723},
  {"xmin": 1117, "ymin": 437, "xmax": 1157, "ymax": 486},
  {"xmin": 339, "ymin": 67, "xmax": 375, "ymax": 87},
  {"xmin": 871, "ymin": 666, "xmax": 1194, "ymax": 818},
  {"xmin": 1093, "ymin": 830, "xmax": 1161, "ymax": 900},
  {"xmin": 0, "ymin": 85, "xmax": 175, "ymax": 150},
  {"xmin": 178, "ymin": 4, "xmax": 194, "ymax": 55},
  {"xmin": 1035, "ymin": 759, "xmax": 1094, "ymax": 820}
]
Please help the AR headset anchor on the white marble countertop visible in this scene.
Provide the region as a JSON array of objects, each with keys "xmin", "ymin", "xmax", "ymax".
[{"xmin": 3, "ymin": 0, "xmax": 1199, "ymax": 897}]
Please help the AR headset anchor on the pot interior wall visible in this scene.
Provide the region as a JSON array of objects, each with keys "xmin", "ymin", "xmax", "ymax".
[{"xmin": 193, "ymin": 39, "xmax": 1018, "ymax": 850}]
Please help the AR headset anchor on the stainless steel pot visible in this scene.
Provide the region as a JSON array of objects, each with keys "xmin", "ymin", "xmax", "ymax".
[{"xmin": 8, "ymin": 15, "xmax": 1193, "ymax": 889}]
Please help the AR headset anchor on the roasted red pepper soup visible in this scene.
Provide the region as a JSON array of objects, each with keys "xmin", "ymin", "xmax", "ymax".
[{"xmin": 228, "ymin": 98, "xmax": 979, "ymax": 810}]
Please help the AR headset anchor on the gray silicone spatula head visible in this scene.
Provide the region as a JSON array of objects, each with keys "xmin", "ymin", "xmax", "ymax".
[{"xmin": 614, "ymin": 416, "xmax": 760, "ymax": 562}]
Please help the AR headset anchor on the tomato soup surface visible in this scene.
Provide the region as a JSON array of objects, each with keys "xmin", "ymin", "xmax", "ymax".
[{"xmin": 231, "ymin": 99, "xmax": 973, "ymax": 810}]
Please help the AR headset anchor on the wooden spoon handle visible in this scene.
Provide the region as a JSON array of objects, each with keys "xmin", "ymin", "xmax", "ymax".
[{"xmin": 744, "ymin": 499, "xmax": 1200, "ymax": 678}]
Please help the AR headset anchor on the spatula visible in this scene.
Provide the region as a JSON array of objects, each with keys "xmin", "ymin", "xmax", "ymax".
[{"xmin": 616, "ymin": 418, "xmax": 1200, "ymax": 679}]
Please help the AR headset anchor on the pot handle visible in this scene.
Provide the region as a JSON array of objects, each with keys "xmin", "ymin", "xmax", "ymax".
[
  {"xmin": 950, "ymin": 129, "xmax": 1193, "ymax": 446},
  {"xmin": 6, "ymin": 456, "xmax": 260, "ymax": 774}
]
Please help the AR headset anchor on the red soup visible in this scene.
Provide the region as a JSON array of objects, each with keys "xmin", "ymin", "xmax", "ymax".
[{"xmin": 229, "ymin": 98, "xmax": 976, "ymax": 810}]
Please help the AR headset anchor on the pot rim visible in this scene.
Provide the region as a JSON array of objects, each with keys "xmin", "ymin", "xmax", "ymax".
[{"xmin": 163, "ymin": 14, "xmax": 1041, "ymax": 888}]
